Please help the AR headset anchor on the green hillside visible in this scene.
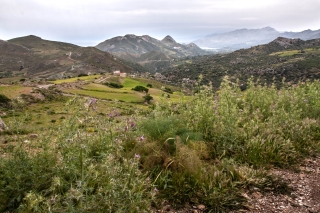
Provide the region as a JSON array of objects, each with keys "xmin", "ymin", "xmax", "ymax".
[
  {"xmin": 162, "ymin": 37, "xmax": 320, "ymax": 88},
  {"xmin": 50, "ymin": 76, "xmax": 187, "ymax": 103},
  {"xmin": 0, "ymin": 35, "xmax": 135, "ymax": 79}
]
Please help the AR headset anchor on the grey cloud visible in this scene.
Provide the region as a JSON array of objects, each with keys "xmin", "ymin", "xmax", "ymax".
[{"xmin": 0, "ymin": 0, "xmax": 319, "ymax": 46}]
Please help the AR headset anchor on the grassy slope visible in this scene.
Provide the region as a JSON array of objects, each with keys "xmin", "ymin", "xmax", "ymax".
[
  {"xmin": 0, "ymin": 85, "xmax": 33, "ymax": 99},
  {"xmin": 162, "ymin": 39, "xmax": 320, "ymax": 87},
  {"xmin": 1, "ymin": 79, "xmax": 319, "ymax": 212},
  {"xmin": 52, "ymin": 76, "xmax": 189, "ymax": 103},
  {"xmin": 49, "ymin": 75, "xmax": 102, "ymax": 84},
  {"xmin": 1, "ymin": 35, "xmax": 134, "ymax": 79}
]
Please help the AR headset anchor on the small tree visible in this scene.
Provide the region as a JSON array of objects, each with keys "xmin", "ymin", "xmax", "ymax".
[
  {"xmin": 0, "ymin": 94, "xmax": 11, "ymax": 108},
  {"xmin": 143, "ymin": 94, "xmax": 153, "ymax": 103},
  {"xmin": 132, "ymin": 86, "xmax": 149, "ymax": 93},
  {"xmin": 104, "ymin": 82, "xmax": 124, "ymax": 88}
]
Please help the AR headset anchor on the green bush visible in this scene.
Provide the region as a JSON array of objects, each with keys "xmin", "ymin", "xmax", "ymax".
[
  {"xmin": 143, "ymin": 94, "xmax": 153, "ymax": 103},
  {"xmin": 0, "ymin": 98, "xmax": 155, "ymax": 212},
  {"xmin": 136, "ymin": 77, "xmax": 320, "ymax": 209},
  {"xmin": 78, "ymin": 73, "xmax": 88, "ymax": 77},
  {"xmin": 103, "ymin": 82, "xmax": 124, "ymax": 88},
  {"xmin": 132, "ymin": 86, "xmax": 149, "ymax": 93},
  {"xmin": 162, "ymin": 87, "xmax": 173, "ymax": 94},
  {"xmin": 0, "ymin": 94, "xmax": 11, "ymax": 108}
]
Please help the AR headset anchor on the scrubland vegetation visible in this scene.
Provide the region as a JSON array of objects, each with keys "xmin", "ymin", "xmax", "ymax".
[{"xmin": 0, "ymin": 77, "xmax": 320, "ymax": 212}]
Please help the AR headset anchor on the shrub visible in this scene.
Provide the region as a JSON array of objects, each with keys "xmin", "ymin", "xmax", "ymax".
[
  {"xmin": 132, "ymin": 86, "xmax": 149, "ymax": 93},
  {"xmin": 78, "ymin": 73, "xmax": 88, "ymax": 77},
  {"xmin": 0, "ymin": 94, "xmax": 11, "ymax": 108},
  {"xmin": 103, "ymin": 82, "xmax": 124, "ymax": 88},
  {"xmin": 162, "ymin": 87, "xmax": 173, "ymax": 94},
  {"xmin": 0, "ymin": 98, "xmax": 155, "ymax": 212},
  {"xmin": 143, "ymin": 94, "xmax": 153, "ymax": 103}
]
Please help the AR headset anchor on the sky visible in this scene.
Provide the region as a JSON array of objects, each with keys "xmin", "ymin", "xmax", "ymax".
[{"xmin": 1, "ymin": 0, "xmax": 320, "ymax": 46}]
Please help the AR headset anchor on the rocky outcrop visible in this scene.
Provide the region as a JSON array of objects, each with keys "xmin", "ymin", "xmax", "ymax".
[{"xmin": 0, "ymin": 117, "xmax": 8, "ymax": 132}]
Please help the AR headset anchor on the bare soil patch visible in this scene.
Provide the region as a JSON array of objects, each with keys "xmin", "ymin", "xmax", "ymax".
[{"xmin": 155, "ymin": 156, "xmax": 320, "ymax": 213}]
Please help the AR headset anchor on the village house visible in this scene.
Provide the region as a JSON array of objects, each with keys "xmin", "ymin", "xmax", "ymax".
[
  {"xmin": 120, "ymin": 73, "xmax": 127, "ymax": 77},
  {"xmin": 113, "ymin": 70, "xmax": 121, "ymax": 76},
  {"xmin": 113, "ymin": 70, "xmax": 127, "ymax": 77}
]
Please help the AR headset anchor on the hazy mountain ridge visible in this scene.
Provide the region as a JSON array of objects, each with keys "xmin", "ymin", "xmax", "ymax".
[
  {"xmin": 0, "ymin": 35, "xmax": 134, "ymax": 79},
  {"xmin": 194, "ymin": 27, "xmax": 320, "ymax": 51},
  {"xmin": 96, "ymin": 34, "xmax": 207, "ymax": 57},
  {"xmin": 162, "ymin": 37, "xmax": 320, "ymax": 88},
  {"xmin": 95, "ymin": 34, "xmax": 208, "ymax": 72}
]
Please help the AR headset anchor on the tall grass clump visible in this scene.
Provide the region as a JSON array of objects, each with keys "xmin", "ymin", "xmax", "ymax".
[
  {"xmin": 132, "ymin": 77, "xmax": 320, "ymax": 211},
  {"xmin": 0, "ymin": 97, "xmax": 155, "ymax": 212}
]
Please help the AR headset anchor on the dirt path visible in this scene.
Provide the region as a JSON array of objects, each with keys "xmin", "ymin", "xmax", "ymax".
[
  {"xmin": 155, "ymin": 156, "xmax": 320, "ymax": 213},
  {"xmin": 242, "ymin": 156, "xmax": 320, "ymax": 213},
  {"xmin": 94, "ymin": 76, "xmax": 110, "ymax": 83},
  {"xmin": 68, "ymin": 52, "xmax": 76, "ymax": 62}
]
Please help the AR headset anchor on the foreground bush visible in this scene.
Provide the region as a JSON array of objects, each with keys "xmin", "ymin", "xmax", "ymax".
[
  {"xmin": 0, "ymin": 94, "xmax": 11, "ymax": 108},
  {"xmin": 131, "ymin": 77, "xmax": 320, "ymax": 211},
  {"xmin": 0, "ymin": 97, "xmax": 155, "ymax": 212}
]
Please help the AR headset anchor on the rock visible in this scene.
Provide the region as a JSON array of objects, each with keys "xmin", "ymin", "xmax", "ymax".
[
  {"xmin": 29, "ymin": 133, "xmax": 39, "ymax": 139},
  {"xmin": 0, "ymin": 117, "xmax": 8, "ymax": 131},
  {"xmin": 252, "ymin": 192, "xmax": 263, "ymax": 199},
  {"xmin": 162, "ymin": 205, "xmax": 171, "ymax": 211},
  {"xmin": 197, "ymin": 204, "xmax": 205, "ymax": 210}
]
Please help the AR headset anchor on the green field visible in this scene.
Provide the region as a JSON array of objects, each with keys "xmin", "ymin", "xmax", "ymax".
[
  {"xmin": 65, "ymin": 88, "xmax": 143, "ymax": 102},
  {"xmin": 121, "ymin": 78, "xmax": 148, "ymax": 88},
  {"xmin": 0, "ymin": 76, "xmax": 25, "ymax": 84},
  {"xmin": 0, "ymin": 85, "xmax": 33, "ymax": 98},
  {"xmin": 63, "ymin": 77, "xmax": 190, "ymax": 103},
  {"xmin": 270, "ymin": 48, "xmax": 320, "ymax": 57},
  {"xmin": 50, "ymin": 74, "xmax": 102, "ymax": 84}
]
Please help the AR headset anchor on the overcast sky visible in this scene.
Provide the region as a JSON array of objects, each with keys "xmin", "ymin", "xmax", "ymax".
[{"xmin": 1, "ymin": 0, "xmax": 319, "ymax": 46}]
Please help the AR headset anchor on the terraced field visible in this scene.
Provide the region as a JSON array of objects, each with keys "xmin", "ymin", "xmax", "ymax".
[{"xmin": 53, "ymin": 76, "xmax": 189, "ymax": 103}]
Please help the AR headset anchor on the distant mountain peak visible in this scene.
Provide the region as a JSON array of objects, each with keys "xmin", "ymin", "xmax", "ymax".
[
  {"xmin": 186, "ymin": 42, "xmax": 198, "ymax": 47},
  {"xmin": 262, "ymin": 26, "xmax": 277, "ymax": 31},
  {"xmin": 26, "ymin": 35, "xmax": 42, "ymax": 40},
  {"xmin": 161, "ymin": 35, "xmax": 176, "ymax": 44},
  {"xmin": 124, "ymin": 34, "xmax": 137, "ymax": 39},
  {"xmin": 193, "ymin": 27, "xmax": 320, "ymax": 51}
]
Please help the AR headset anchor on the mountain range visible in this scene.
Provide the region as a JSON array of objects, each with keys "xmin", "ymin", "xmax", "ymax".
[
  {"xmin": 1, "ymin": 27, "xmax": 320, "ymax": 83},
  {"xmin": 96, "ymin": 34, "xmax": 208, "ymax": 72},
  {"xmin": 0, "ymin": 35, "xmax": 134, "ymax": 79},
  {"xmin": 193, "ymin": 27, "xmax": 320, "ymax": 52}
]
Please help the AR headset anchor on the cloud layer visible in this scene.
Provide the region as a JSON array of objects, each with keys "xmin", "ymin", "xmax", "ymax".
[{"xmin": 1, "ymin": 0, "xmax": 319, "ymax": 46}]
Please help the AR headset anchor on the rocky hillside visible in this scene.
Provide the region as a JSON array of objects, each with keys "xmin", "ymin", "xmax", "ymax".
[
  {"xmin": 0, "ymin": 35, "xmax": 135, "ymax": 79},
  {"xmin": 162, "ymin": 37, "xmax": 320, "ymax": 88},
  {"xmin": 95, "ymin": 34, "xmax": 209, "ymax": 72},
  {"xmin": 194, "ymin": 27, "xmax": 320, "ymax": 52}
]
